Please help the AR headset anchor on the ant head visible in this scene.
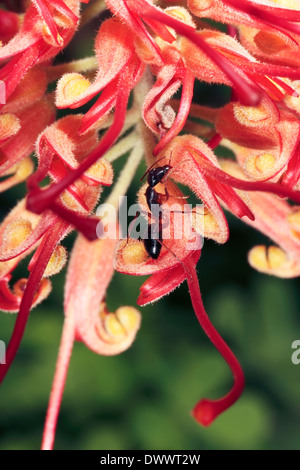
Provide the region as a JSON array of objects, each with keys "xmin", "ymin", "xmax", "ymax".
[
  {"xmin": 162, "ymin": 164, "xmax": 172, "ymax": 174},
  {"xmin": 140, "ymin": 154, "xmax": 172, "ymax": 183},
  {"xmin": 147, "ymin": 164, "xmax": 172, "ymax": 187}
]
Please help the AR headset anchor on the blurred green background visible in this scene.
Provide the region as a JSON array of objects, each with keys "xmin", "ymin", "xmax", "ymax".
[{"xmin": 1, "ymin": 7, "xmax": 300, "ymax": 451}]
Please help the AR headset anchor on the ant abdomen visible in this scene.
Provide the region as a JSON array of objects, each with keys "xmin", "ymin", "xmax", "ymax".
[{"xmin": 144, "ymin": 223, "xmax": 162, "ymax": 259}]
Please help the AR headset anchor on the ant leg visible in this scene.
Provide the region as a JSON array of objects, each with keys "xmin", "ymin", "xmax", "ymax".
[{"xmin": 123, "ymin": 210, "xmax": 144, "ymax": 247}]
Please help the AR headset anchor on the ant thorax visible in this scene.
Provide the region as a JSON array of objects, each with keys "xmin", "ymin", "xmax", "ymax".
[{"xmin": 146, "ymin": 165, "xmax": 172, "ymax": 188}]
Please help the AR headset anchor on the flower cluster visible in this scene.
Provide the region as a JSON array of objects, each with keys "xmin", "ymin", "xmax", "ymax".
[{"xmin": 1, "ymin": 0, "xmax": 300, "ymax": 449}]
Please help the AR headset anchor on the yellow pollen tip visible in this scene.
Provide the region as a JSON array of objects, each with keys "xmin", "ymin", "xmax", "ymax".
[
  {"xmin": 43, "ymin": 245, "xmax": 67, "ymax": 277},
  {"xmin": 268, "ymin": 246, "xmax": 287, "ymax": 268},
  {"xmin": 255, "ymin": 154, "xmax": 276, "ymax": 173},
  {"xmin": 165, "ymin": 7, "xmax": 195, "ymax": 27},
  {"xmin": 104, "ymin": 313, "xmax": 126, "ymax": 340},
  {"xmin": 0, "ymin": 114, "xmax": 21, "ymax": 141},
  {"xmin": 287, "ymin": 210, "xmax": 300, "ymax": 229},
  {"xmin": 192, "ymin": 206, "xmax": 216, "ymax": 232},
  {"xmin": 58, "ymin": 73, "xmax": 91, "ymax": 103},
  {"xmin": 249, "ymin": 245, "xmax": 287, "ymax": 272},
  {"xmin": 245, "ymin": 153, "xmax": 276, "ymax": 178},
  {"xmin": 3, "ymin": 219, "xmax": 32, "ymax": 251},
  {"xmin": 191, "ymin": 206, "xmax": 227, "ymax": 243},
  {"xmin": 121, "ymin": 240, "xmax": 149, "ymax": 265},
  {"xmin": 42, "ymin": 25, "xmax": 55, "ymax": 44},
  {"xmin": 57, "ymin": 33, "xmax": 64, "ymax": 46},
  {"xmin": 84, "ymin": 159, "xmax": 113, "ymax": 184},
  {"xmin": 98, "ymin": 303, "xmax": 141, "ymax": 343},
  {"xmin": 115, "ymin": 306, "xmax": 141, "ymax": 334},
  {"xmin": 134, "ymin": 36, "xmax": 157, "ymax": 64},
  {"xmin": 233, "ymin": 103, "xmax": 268, "ymax": 127},
  {"xmin": 15, "ymin": 157, "xmax": 34, "ymax": 180}
]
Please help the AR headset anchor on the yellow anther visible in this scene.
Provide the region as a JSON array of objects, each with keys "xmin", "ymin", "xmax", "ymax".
[
  {"xmin": 0, "ymin": 114, "xmax": 20, "ymax": 141},
  {"xmin": 3, "ymin": 219, "xmax": 32, "ymax": 251},
  {"xmin": 268, "ymin": 246, "xmax": 287, "ymax": 268},
  {"xmin": 245, "ymin": 153, "xmax": 276, "ymax": 178},
  {"xmin": 15, "ymin": 157, "xmax": 34, "ymax": 180},
  {"xmin": 255, "ymin": 153, "xmax": 276, "ymax": 173},
  {"xmin": 165, "ymin": 7, "xmax": 195, "ymax": 27},
  {"xmin": 60, "ymin": 190, "xmax": 81, "ymax": 212},
  {"xmin": 43, "ymin": 245, "xmax": 67, "ymax": 277},
  {"xmin": 287, "ymin": 210, "xmax": 300, "ymax": 231},
  {"xmin": 97, "ymin": 303, "xmax": 141, "ymax": 344},
  {"xmin": 104, "ymin": 313, "xmax": 126, "ymax": 340},
  {"xmin": 134, "ymin": 36, "xmax": 157, "ymax": 64},
  {"xmin": 115, "ymin": 306, "xmax": 141, "ymax": 334},
  {"xmin": 84, "ymin": 159, "xmax": 113, "ymax": 184},
  {"xmin": 192, "ymin": 206, "xmax": 212, "ymax": 232},
  {"xmin": 192, "ymin": 206, "xmax": 227, "ymax": 243},
  {"xmin": 249, "ymin": 245, "xmax": 287, "ymax": 272},
  {"xmin": 248, "ymin": 246, "xmax": 269, "ymax": 271},
  {"xmin": 121, "ymin": 240, "xmax": 149, "ymax": 265},
  {"xmin": 284, "ymin": 81, "xmax": 300, "ymax": 112},
  {"xmin": 233, "ymin": 103, "xmax": 269, "ymax": 127},
  {"xmin": 42, "ymin": 25, "xmax": 54, "ymax": 43},
  {"xmin": 58, "ymin": 73, "xmax": 91, "ymax": 102},
  {"xmin": 43, "ymin": 25, "xmax": 63, "ymax": 47},
  {"xmin": 56, "ymin": 33, "xmax": 64, "ymax": 47}
]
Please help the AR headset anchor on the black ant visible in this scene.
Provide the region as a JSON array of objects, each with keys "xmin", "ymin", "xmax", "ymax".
[
  {"xmin": 142, "ymin": 159, "xmax": 172, "ymax": 259},
  {"xmin": 126, "ymin": 156, "xmax": 191, "ymax": 261}
]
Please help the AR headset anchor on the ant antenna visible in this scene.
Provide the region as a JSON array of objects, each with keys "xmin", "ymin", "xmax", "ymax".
[{"xmin": 140, "ymin": 156, "xmax": 169, "ymax": 181}]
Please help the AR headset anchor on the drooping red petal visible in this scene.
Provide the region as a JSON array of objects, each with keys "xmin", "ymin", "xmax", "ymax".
[
  {"xmin": 184, "ymin": 257, "xmax": 245, "ymax": 426},
  {"xmin": 137, "ymin": 250, "xmax": 201, "ymax": 305}
]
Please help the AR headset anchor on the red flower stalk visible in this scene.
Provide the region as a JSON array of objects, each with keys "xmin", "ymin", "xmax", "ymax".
[{"xmin": 42, "ymin": 228, "xmax": 141, "ymax": 450}]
